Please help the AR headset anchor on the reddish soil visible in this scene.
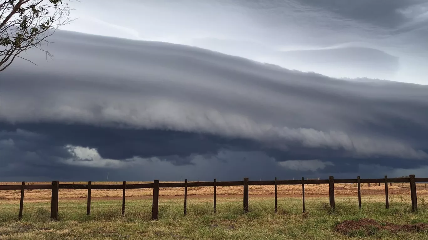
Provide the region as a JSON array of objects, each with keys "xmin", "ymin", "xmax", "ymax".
[
  {"xmin": 335, "ymin": 219, "xmax": 428, "ymax": 236},
  {"xmin": 16, "ymin": 194, "xmax": 327, "ymax": 203},
  {"xmin": 2, "ymin": 182, "xmax": 427, "ymax": 202}
]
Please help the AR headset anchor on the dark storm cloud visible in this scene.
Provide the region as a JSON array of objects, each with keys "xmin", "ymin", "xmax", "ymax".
[
  {"xmin": 1, "ymin": 30, "xmax": 428, "ymax": 180},
  {"xmin": 0, "ymin": 123, "xmax": 339, "ymax": 181},
  {"xmin": 0, "ymin": 122, "xmax": 258, "ymax": 162},
  {"xmin": 1, "ymin": 124, "xmax": 426, "ymax": 181}
]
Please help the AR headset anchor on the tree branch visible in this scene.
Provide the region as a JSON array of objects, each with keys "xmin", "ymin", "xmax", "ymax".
[{"xmin": 0, "ymin": 0, "xmax": 72, "ymax": 71}]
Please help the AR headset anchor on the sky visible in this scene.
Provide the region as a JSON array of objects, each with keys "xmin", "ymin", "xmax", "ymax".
[
  {"xmin": 0, "ymin": 0, "xmax": 428, "ymax": 181},
  {"xmin": 61, "ymin": 0, "xmax": 428, "ymax": 85}
]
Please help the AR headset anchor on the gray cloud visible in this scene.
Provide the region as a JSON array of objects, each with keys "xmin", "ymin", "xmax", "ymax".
[
  {"xmin": 278, "ymin": 160, "xmax": 334, "ymax": 172},
  {"xmin": 62, "ymin": 0, "xmax": 428, "ymax": 84},
  {"xmin": 0, "ymin": 30, "xmax": 428, "ymax": 180},
  {"xmin": 0, "ymin": 125, "xmax": 423, "ymax": 181},
  {"xmin": 298, "ymin": 0, "xmax": 425, "ymax": 28}
]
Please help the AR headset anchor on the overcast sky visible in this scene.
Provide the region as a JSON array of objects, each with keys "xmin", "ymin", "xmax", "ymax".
[
  {"xmin": 0, "ymin": 0, "xmax": 427, "ymax": 181},
  {"xmin": 62, "ymin": 0, "xmax": 428, "ymax": 85}
]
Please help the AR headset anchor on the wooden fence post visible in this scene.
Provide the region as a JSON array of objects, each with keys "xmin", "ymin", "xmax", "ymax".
[
  {"xmin": 122, "ymin": 181, "xmax": 126, "ymax": 216},
  {"xmin": 213, "ymin": 179, "xmax": 217, "ymax": 213},
  {"xmin": 357, "ymin": 176, "xmax": 361, "ymax": 210},
  {"xmin": 329, "ymin": 176, "xmax": 335, "ymax": 210},
  {"xmin": 184, "ymin": 179, "xmax": 188, "ymax": 216},
  {"xmin": 410, "ymin": 175, "xmax": 417, "ymax": 212},
  {"xmin": 385, "ymin": 176, "xmax": 389, "ymax": 209},
  {"xmin": 274, "ymin": 177, "xmax": 278, "ymax": 213},
  {"xmin": 302, "ymin": 177, "xmax": 306, "ymax": 213},
  {"xmin": 51, "ymin": 181, "xmax": 59, "ymax": 220},
  {"xmin": 152, "ymin": 180, "xmax": 159, "ymax": 220},
  {"xmin": 19, "ymin": 181, "xmax": 25, "ymax": 220},
  {"xmin": 87, "ymin": 181, "xmax": 91, "ymax": 215},
  {"xmin": 243, "ymin": 178, "xmax": 249, "ymax": 213}
]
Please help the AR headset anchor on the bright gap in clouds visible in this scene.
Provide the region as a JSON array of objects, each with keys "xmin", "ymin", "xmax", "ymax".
[
  {"xmin": 62, "ymin": 0, "xmax": 428, "ymax": 85},
  {"xmin": 64, "ymin": 145, "xmax": 126, "ymax": 168}
]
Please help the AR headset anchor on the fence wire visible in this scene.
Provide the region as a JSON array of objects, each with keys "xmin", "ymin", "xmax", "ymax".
[{"xmin": 1, "ymin": 180, "xmax": 428, "ymax": 221}]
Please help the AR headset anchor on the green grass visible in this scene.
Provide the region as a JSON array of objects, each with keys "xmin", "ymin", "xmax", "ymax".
[{"xmin": 0, "ymin": 197, "xmax": 427, "ymax": 239}]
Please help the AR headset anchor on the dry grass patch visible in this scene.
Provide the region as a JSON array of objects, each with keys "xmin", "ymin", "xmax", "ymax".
[{"xmin": 1, "ymin": 182, "xmax": 427, "ymax": 202}]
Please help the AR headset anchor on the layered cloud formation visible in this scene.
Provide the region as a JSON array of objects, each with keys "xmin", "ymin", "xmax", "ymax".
[
  {"xmin": 63, "ymin": 0, "xmax": 428, "ymax": 84},
  {"xmin": 0, "ymin": 30, "xmax": 427, "ymax": 181}
]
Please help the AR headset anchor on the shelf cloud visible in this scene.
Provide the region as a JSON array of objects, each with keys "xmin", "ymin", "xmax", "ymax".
[{"xmin": 1, "ymin": 30, "xmax": 427, "ymax": 181}]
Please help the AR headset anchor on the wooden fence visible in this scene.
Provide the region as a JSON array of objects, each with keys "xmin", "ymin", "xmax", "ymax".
[{"xmin": 0, "ymin": 175, "xmax": 426, "ymax": 220}]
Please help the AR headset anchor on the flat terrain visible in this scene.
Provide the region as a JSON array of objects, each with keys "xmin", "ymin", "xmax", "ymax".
[
  {"xmin": 1, "ymin": 182, "xmax": 427, "ymax": 202},
  {"xmin": 1, "ymin": 197, "xmax": 428, "ymax": 239},
  {"xmin": 1, "ymin": 182, "xmax": 428, "ymax": 239}
]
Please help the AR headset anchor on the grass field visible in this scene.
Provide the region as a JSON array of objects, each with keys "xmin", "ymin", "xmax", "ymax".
[
  {"xmin": 1, "ymin": 182, "xmax": 428, "ymax": 239},
  {"xmin": 1, "ymin": 196, "xmax": 428, "ymax": 239}
]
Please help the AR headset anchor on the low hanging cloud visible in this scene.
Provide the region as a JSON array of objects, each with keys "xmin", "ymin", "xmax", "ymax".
[
  {"xmin": 278, "ymin": 160, "xmax": 334, "ymax": 172},
  {"xmin": 0, "ymin": 30, "xmax": 428, "ymax": 180}
]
